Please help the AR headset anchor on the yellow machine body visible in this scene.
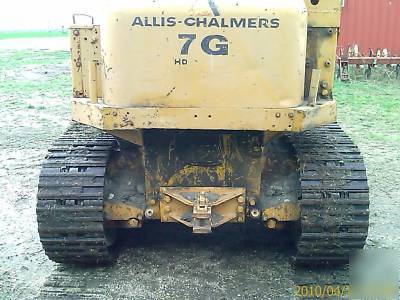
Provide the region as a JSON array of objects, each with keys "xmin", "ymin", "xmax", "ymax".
[
  {"xmin": 102, "ymin": 0, "xmax": 307, "ymax": 109},
  {"xmin": 37, "ymin": 1, "xmax": 371, "ymax": 265},
  {"xmin": 66, "ymin": 0, "xmax": 342, "ymax": 228},
  {"xmin": 70, "ymin": 0, "xmax": 340, "ymax": 131}
]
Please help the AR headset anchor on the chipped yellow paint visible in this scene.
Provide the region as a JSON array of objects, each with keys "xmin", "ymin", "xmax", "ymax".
[
  {"xmin": 107, "ymin": 130, "xmax": 143, "ymax": 146},
  {"xmin": 304, "ymin": 27, "xmax": 338, "ymax": 100},
  {"xmin": 101, "ymin": 0, "xmax": 307, "ymax": 110},
  {"xmin": 104, "ymin": 202, "xmax": 144, "ymax": 226},
  {"xmin": 305, "ymin": 0, "xmax": 341, "ymax": 27},
  {"xmin": 70, "ymin": 25, "xmax": 102, "ymax": 98},
  {"xmin": 72, "ymin": 98, "xmax": 337, "ymax": 131},
  {"xmin": 70, "ymin": 0, "xmax": 340, "ymax": 133},
  {"xmin": 263, "ymin": 201, "xmax": 301, "ymax": 223}
]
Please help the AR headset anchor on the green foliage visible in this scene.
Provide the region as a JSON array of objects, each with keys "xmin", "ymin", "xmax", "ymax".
[
  {"xmin": 0, "ymin": 31, "xmax": 67, "ymax": 40},
  {"xmin": 335, "ymin": 79, "xmax": 400, "ymax": 143},
  {"xmin": 0, "ymin": 48, "xmax": 71, "ymax": 149}
]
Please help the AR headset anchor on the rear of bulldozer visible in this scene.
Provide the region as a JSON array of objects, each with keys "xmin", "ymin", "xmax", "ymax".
[{"xmin": 36, "ymin": 0, "xmax": 369, "ymax": 265}]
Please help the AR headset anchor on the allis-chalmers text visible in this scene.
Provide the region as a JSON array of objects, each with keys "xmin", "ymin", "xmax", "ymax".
[{"xmin": 132, "ymin": 16, "xmax": 280, "ymax": 29}]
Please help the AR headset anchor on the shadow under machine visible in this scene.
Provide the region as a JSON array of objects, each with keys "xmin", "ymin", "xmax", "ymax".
[{"xmin": 36, "ymin": 0, "xmax": 370, "ymax": 265}]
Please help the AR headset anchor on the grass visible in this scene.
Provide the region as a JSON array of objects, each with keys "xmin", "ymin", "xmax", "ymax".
[
  {"xmin": 335, "ymin": 78, "xmax": 400, "ymax": 143},
  {"xmin": 0, "ymin": 30, "xmax": 67, "ymax": 40},
  {"xmin": 0, "ymin": 50, "xmax": 70, "ymax": 99},
  {"xmin": 0, "ymin": 50, "xmax": 68, "ymax": 69}
]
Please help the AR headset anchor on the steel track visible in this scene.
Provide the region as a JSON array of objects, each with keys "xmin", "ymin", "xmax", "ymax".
[
  {"xmin": 37, "ymin": 123, "xmax": 116, "ymax": 264},
  {"xmin": 291, "ymin": 123, "xmax": 370, "ymax": 264}
]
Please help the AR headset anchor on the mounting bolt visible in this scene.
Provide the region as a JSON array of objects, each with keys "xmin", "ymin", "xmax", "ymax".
[
  {"xmin": 145, "ymin": 208, "xmax": 154, "ymax": 219},
  {"xmin": 266, "ymin": 218, "xmax": 278, "ymax": 229},
  {"xmin": 321, "ymin": 89, "xmax": 329, "ymax": 97},
  {"xmin": 324, "ymin": 60, "xmax": 332, "ymax": 68},
  {"xmin": 149, "ymin": 199, "xmax": 156, "ymax": 206},
  {"xmin": 238, "ymin": 216, "xmax": 245, "ymax": 222},
  {"xmin": 275, "ymin": 112, "xmax": 281, "ymax": 118},
  {"xmin": 165, "ymin": 196, "xmax": 171, "ymax": 203},
  {"xmin": 237, "ymin": 196, "xmax": 245, "ymax": 204},
  {"xmin": 249, "ymin": 199, "xmax": 256, "ymax": 206},
  {"xmin": 250, "ymin": 209, "xmax": 261, "ymax": 219},
  {"xmin": 127, "ymin": 219, "xmax": 139, "ymax": 227},
  {"xmin": 237, "ymin": 206, "xmax": 244, "ymax": 213}
]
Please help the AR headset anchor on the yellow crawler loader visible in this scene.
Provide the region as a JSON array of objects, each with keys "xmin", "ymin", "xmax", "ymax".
[{"xmin": 37, "ymin": 0, "xmax": 369, "ymax": 265}]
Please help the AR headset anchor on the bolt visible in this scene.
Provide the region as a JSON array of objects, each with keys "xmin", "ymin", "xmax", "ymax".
[
  {"xmin": 288, "ymin": 112, "xmax": 294, "ymax": 119},
  {"xmin": 145, "ymin": 208, "xmax": 154, "ymax": 219},
  {"xmin": 237, "ymin": 206, "xmax": 244, "ymax": 213},
  {"xmin": 275, "ymin": 112, "xmax": 281, "ymax": 118},
  {"xmin": 237, "ymin": 196, "xmax": 245, "ymax": 204},
  {"xmin": 73, "ymin": 29, "xmax": 80, "ymax": 36},
  {"xmin": 128, "ymin": 219, "xmax": 139, "ymax": 227},
  {"xmin": 321, "ymin": 89, "xmax": 329, "ymax": 97},
  {"xmin": 325, "ymin": 60, "xmax": 332, "ymax": 68},
  {"xmin": 249, "ymin": 199, "xmax": 256, "ymax": 206},
  {"xmin": 250, "ymin": 209, "xmax": 261, "ymax": 219},
  {"xmin": 112, "ymin": 111, "xmax": 118, "ymax": 117},
  {"xmin": 149, "ymin": 199, "xmax": 156, "ymax": 206},
  {"xmin": 165, "ymin": 196, "xmax": 171, "ymax": 203},
  {"xmin": 266, "ymin": 218, "xmax": 278, "ymax": 229},
  {"xmin": 238, "ymin": 216, "xmax": 245, "ymax": 222}
]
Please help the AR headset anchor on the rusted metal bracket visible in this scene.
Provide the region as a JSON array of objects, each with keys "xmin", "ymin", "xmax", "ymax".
[
  {"xmin": 104, "ymin": 202, "xmax": 144, "ymax": 228},
  {"xmin": 72, "ymin": 98, "xmax": 337, "ymax": 132},
  {"xmin": 192, "ymin": 192, "xmax": 212, "ymax": 234},
  {"xmin": 70, "ymin": 25, "xmax": 101, "ymax": 98},
  {"xmin": 160, "ymin": 187, "xmax": 246, "ymax": 234},
  {"xmin": 262, "ymin": 200, "xmax": 300, "ymax": 229}
]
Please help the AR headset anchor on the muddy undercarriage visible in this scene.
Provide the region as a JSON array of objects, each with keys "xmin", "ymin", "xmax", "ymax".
[{"xmin": 36, "ymin": 123, "xmax": 369, "ymax": 265}]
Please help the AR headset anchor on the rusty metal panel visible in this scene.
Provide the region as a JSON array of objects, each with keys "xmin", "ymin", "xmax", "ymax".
[
  {"xmin": 338, "ymin": 0, "xmax": 400, "ymax": 55},
  {"xmin": 69, "ymin": 25, "xmax": 102, "ymax": 98}
]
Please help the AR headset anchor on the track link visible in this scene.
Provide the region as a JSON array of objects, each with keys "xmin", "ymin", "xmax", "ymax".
[
  {"xmin": 291, "ymin": 124, "xmax": 369, "ymax": 264},
  {"xmin": 37, "ymin": 123, "xmax": 116, "ymax": 264}
]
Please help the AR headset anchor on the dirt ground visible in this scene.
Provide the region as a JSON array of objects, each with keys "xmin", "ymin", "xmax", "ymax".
[{"xmin": 0, "ymin": 39, "xmax": 399, "ymax": 299}]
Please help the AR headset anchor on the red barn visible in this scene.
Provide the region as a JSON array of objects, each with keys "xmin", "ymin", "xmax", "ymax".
[{"xmin": 338, "ymin": 0, "xmax": 400, "ymax": 56}]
